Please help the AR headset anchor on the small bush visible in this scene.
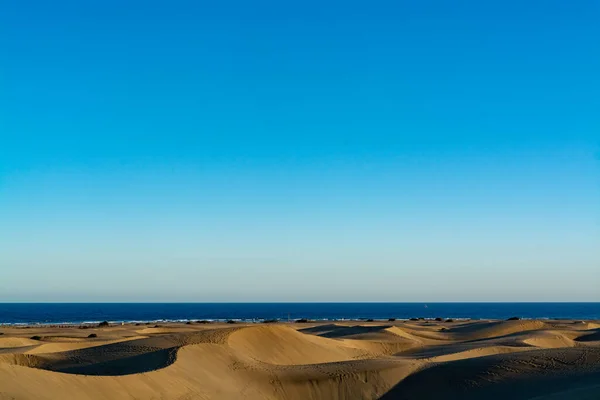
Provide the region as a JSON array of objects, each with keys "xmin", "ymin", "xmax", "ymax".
[
  {"xmin": 440, "ymin": 327, "xmax": 448, "ymax": 331},
  {"xmin": 507, "ymin": 316, "xmax": 520, "ymax": 321},
  {"xmin": 78, "ymin": 325, "xmax": 90, "ymax": 329},
  {"xmin": 409, "ymin": 318, "xmax": 419, "ymax": 321},
  {"xmin": 87, "ymin": 333, "xmax": 97, "ymax": 338},
  {"xmin": 98, "ymin": 321, "xmax": 109, "ymax": 327},
  {"xmin": 30, "ymin": 336, "xmax": 42, "ymax": 340},
  {"xmin": 135, "ymin": 323, "xmax": 142, "ymax": 326},
  {"xmin": 262, "ymin": 319, "xmax": 278, "ymax": 323},
  {"xmin": 445, "ymin": 319, "xmax": 454, "ymax": 323},
  {"xmin": 365, "ymin": 319, "xmax": 374, "ymax": 322},
  {"xmin": 196, "ymin": 320, "xmax": 211, "ymax": 324},
  {"xmin": 295, "ymin": 318, "xmax": 309, "ymax": 323},
  {"xmin": 226, "ymin": 320, "xmax": 236, "ymax": 324},
  {"xmin": 185, "ymin": 321, "xmax": 192, "ymax": 325},
  {"xmin": 388, "ymin": 318, "xmax": 396, "ymax": 322},
  {"xmin": 153, "ymin": 325, "xmax": 161, "ymax": 328},
  {"xmin": 435, "ymin": 317, "xmax": 443, "ymax": 322}
]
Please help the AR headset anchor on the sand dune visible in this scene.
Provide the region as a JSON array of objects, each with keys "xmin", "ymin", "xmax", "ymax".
[
  {"xmin": 381, "ymin": 346, "xmax": 600, "ymax": 400},
  {"xmin": 0, "ymin": 337, "xmax": 40, "ymax": 348},
  {"xmin": 135, "ymin": 327, "xmax": 200, "ymax": 334},
  {"xmin": 522, "ymin": 331, "xmax": 577, "ymax": 348},
  {"xmin": 446, "ymin": 319, "xmax": 547, "ymax": 340},
  {"xmin": 227, "ymin": 325, "xmax": 371, "ymax": 364},
  {"xmin": 0, "ymin": 319, "xmax": 598, "ymax": 399},
  {"xmin": 430, "ymin": 345, "xmax": 531, "ymax": 362},
  {"xmin": 24, "ymin": 336, "xmax": 148, "ymax": 355}
]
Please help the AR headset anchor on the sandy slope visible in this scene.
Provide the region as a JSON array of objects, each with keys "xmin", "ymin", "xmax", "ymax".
[{"xmin": 0, "ymin": 319, "xmax": 599, "ymax": 399}]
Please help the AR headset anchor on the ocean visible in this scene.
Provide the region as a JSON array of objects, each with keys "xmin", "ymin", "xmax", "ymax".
[{"xmin": 0, "ymin": 303, "xmax": 598, "ymax": 324}]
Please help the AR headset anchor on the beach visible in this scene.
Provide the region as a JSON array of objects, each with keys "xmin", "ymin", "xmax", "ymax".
[{"xmin": 1, "ymin": 319, "xmax": 599, "ymax": 399}]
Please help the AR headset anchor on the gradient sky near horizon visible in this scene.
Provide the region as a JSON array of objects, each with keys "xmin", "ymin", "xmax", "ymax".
[{"xmin": 1, "ymin": 1, "xmax": 599, "ymax": 302}]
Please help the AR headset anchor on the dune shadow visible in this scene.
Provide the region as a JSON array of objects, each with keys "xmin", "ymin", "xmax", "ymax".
[
  {"xmin": 297, "ymin": 324, "xmax": 341, "ymax": 334},
  {"xmin": 52, "ymin": 347, "xmax": 178, "ymax": 376},
  {"xmin": 575, "ymin": 328, "xmax": 600, "ymax": 342},
  {"xmin": 300, "ymin": 324, "xmax": 392, "ymax": 339},
  {"xmin": 1, "ymin": 335, "xmax": 185, "ymax": 376}
]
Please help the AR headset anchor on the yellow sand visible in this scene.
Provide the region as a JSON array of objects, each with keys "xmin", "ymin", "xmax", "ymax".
[{"xmin": 0, "ymin": 319, "xmax": 599, "ymax": 399}]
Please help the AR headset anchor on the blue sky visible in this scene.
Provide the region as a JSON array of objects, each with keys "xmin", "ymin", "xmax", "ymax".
[{"xmin": 1, "ymin": 1, "xmax": 599, "ymax": 302}]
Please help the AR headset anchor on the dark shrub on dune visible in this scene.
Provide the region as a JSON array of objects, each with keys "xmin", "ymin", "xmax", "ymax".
[
  {"xmin": 435, "ymin": 317, "xmax": 443, "ymax": 321},
  {"xmin": 87, "ymin": 333, "xmax": 97, "ymax": 338},
  {"xmin": 78, "ymin": 325, "xmax": 90, "ymax": 329},
  {"xmin": 30, "ymin": 336, "xmax": 42, "ymax": 340},
  {"xmin": 445, "ymin": 319, "xmax": 454, "ymax": 323},
  {"xmin": 507, "ymin": 316, "xmax": 520, "ymax": 321},
  {"xmin": 365, "ymin": 319, "xmax": 374, "ymax": 322},
  {"xmin": 262, "ymin": 319, "xmax": 278, "ymax": 323},
  {"xmin": 388, "ymin": 318, "xmax": 396, "ymax": 322},
  {"xmin": 196, "ymin": 320, "xmax": 211, "ymax": 324},
  {"xmin": 185, "ymin": 321, "xmax": 192, "ymax": 325},
  {"xmin": 98, "ymin": 321, "xmax": 109, "ymax": 327},
  {"xmin": 409, "ymin": 318, "xmax": 419, "ymax": 321},
  {"xmin": 135, "ymin": 323, "xmax": 142, "ymax": 326},
  {"xmin": 226, "ymin": 320, "xmax": 236, "ymax": 324},
  {"xmin": 153, "ymin": 325, "xmax": 161, "ymax": 328},
  {"xmin": 295, "ymin": 318, "xmax": 310, "ymax": 323}
]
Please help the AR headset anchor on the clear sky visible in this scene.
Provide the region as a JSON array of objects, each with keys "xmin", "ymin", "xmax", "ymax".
[{"xmin": 1, "ymin": 1, "xmax": 598, "ymax": 302}]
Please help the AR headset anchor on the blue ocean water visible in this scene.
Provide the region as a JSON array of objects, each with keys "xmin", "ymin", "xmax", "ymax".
[{"xmin": 0, "ymin": 303, "xmax": 598, "ymax": 324}]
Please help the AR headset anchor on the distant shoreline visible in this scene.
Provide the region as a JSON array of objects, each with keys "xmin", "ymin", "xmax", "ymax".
[
  {"xmin": 1, "ymin": 302, "xmax": 598, "ymax": 325},
  {"xmin": 2, "ymin": 317, "xmax": 598, "ymax": 328}
]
